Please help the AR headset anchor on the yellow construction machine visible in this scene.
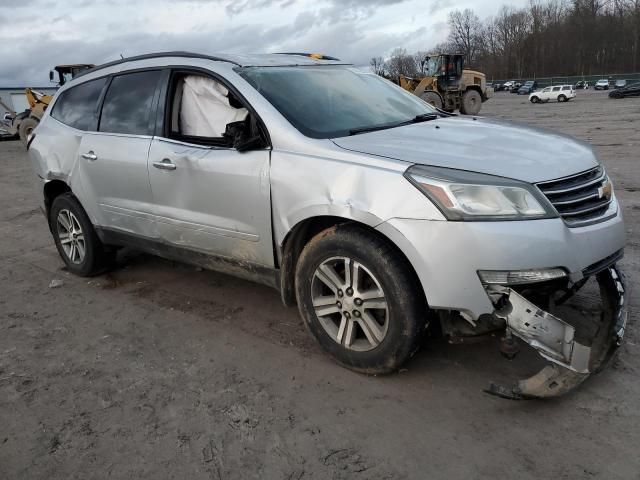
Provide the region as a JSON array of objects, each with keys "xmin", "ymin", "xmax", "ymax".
[
  {"xmin": 1, "ymin": 64, "xmax": 94, "ymax": 144},
  {"xmin": 399, "ymin": 53, "xmax": 490, "ymax": 115}
]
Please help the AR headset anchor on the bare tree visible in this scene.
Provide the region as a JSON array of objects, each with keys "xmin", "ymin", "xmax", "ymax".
[
  {"xmin": 370, "ymin": 56, "xmax": 387, "ymax": 76},
  {"xmin": 370, "ymin": 0, "xmax": 640, "ymax": 81},
  {"xmin": 447, "ymin": 9, "xmax": 483, "ymax": 65},
  {"xmin": 413, "ymin": 51, "xmax": 430, "ymax": 74},
  {"xmin": 385, "ymin": 48, "xmax": 418, "ymax": 80}
]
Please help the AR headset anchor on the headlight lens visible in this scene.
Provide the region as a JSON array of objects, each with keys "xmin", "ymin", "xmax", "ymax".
[
  {"xmin": 478, "ymin": 268, "xmax": 567, "ymax": 285},
  {"xmin": 405, "ymin": 165, "xmax": 557, "ymax": 220}
]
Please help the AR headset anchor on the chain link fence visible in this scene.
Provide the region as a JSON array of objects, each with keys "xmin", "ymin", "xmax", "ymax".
[{"xmin": 491, "ymin": 73, "xmax": 640, "ymax": 88}]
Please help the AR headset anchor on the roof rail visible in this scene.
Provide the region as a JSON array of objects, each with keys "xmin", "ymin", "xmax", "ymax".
[
  {"xmin": 275, "ymin": 52, "xmax": 341, "ymax": 61},
  {"xmin": 74, "ymin": 51, "xmax": 240, "ymax": 79}
]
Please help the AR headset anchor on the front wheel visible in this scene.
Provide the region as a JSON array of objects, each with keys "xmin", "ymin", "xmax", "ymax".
[
  {"xmin": 295, "ymin": 225, "xmax": 426, "ymax": 374},
  {"xmin": 530, "ymin": 96, "xmax": 540, "ymax": 103},
  {"xmin": 419, "ymin": 91, "xmax": 443, "ymax": 110}
]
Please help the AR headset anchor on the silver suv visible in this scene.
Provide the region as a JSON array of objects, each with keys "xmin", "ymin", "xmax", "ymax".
[{"xmin": 28, "ymin": 52, "xmax": 626, "ymax": 398}]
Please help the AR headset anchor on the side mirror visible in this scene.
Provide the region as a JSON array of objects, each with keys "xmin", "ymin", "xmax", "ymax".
[
  {"xmin": 224, "ymin": 118, "xmax": 266, "ymax": 153},
  {"xmin": 49, "ymin": 71, "xmax": 55, "ymax": 83}
]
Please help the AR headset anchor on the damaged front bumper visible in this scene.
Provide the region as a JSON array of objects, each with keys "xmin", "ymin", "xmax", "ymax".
[{"xmin": 485, "ymin": 266, "xmax": 627, "ymax": 399}]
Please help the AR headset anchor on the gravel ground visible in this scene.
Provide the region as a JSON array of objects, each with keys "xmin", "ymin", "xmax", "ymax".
[{"xmin": 1, "ymin": 89, "xmax": 639, "ymax": 479}]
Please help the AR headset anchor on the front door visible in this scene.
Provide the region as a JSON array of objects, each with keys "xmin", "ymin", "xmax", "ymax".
[
  {"xmin": 147, "ymin": 138, "xmax": 273, "ymax": 267},
  {"xmin": 147, "ymin": 70, "xmax": 273, "ymax": 268}
]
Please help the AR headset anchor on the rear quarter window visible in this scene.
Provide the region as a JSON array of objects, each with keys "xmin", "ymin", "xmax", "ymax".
[
  {"xmin": 50, "ymin": 77, "xmax": 108, "ymax": 131},
  {"xmin": 99, "ymin": 70, "xmax": 162, "ymax": 136}
]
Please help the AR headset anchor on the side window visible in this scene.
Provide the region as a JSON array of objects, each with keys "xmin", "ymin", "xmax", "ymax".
[
  {"xmin": 166, "ymin": 73, "xmax": 249, "ymax": 146},
  {"xmin": 562, "ymin": 86, "xmax": 570, "ymax": 91},
  {"xmin": 552, "ymin": 86, "xmax": 561, "ymax": 92},
  {"xmin": 542, "ymin": 87, "xmax": 551, "ymax": 92},
  {"xmin": 50, "ymin": 77, "xmax": 107, "ymax": 131},
  {"xmin": 99, "ymin": 70, "xmax": 161, "ymax": 135}
]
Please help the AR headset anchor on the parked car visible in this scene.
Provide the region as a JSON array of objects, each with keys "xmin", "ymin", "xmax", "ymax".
[
  {"xmin": 501, "ymin": 80, "xmax": 515, "ymax": 90},
  {"xmin": 517, "ymin": 80, "xmax": 538, "ymax": 95},
  {"xmin": 609, "ymin": 81, "xmax": 640, "ymax": 98},
  {"xmin": 574, "ymin": 80, "xmax": 589, "ymax": 89},
  {"xmin": 509, "ymin": 82, "xmax": 522, "ymax": 93},
  {"xmin": 614, "ymin": 79, "xmax": 627, "ymax": 89},
  {"xmin": 594, "ymin": 79, "xmax": 610, "ymax": 90},
  {"xmin": 529, "ymin": 84, "xmax": 576, "ymax": 103},
  {"xmin": 28, "ymin": 52, "xmax": 627, "ymax": 399}
]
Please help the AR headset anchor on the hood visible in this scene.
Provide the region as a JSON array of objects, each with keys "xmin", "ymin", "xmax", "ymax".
[{"xmin": 331, "ymin": 116, "xmax": 598, "ymax": 183}]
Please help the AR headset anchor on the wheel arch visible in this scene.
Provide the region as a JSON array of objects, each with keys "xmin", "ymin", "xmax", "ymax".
[
  {"xmin": 278, "ymin": 215, "xmax": 425, "ymax": 310},
  {"xmin": 43, "ymin": 179, "xmax": 72, "ymax": 220},
  {"xmin": 466, "ymin": 84, "xmax": 484, "ymax": 99}
]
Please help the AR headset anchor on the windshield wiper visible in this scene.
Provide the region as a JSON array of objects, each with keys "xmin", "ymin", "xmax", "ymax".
[
  {"xmin": 412, "ymin": 113, "xmax": 438, "ymax": 122},
  {"xmin": 349, "ymin": 113, "xmax": 438, "ymax": 136}
]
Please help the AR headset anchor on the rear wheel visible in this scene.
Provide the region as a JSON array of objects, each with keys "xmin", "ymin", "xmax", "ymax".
[
  {"xmin": 419, "ymin": 91, "xmax": 443, "ymax": 110},
  {"xmin": 558, "ymin": 94, "xmax": 567, "ymax": 102},
  {"xmin": 295, "ymin": 225, "xmax": 425, "ymax": 374},
  {"xmin": 460, "ymin": 89, "xmax": 482, "ymax": 115},
  {"xmin": 18, "ymin": 116, "xmax": 39, "ymax": 145},
  {"xmin": 50, "ymin": 193, "xmax": 114, "ymax": 276}
]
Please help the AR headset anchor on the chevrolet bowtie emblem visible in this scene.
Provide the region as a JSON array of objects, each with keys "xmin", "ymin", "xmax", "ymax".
[{"xmin": 598, "ymin": 179, "xmax": 612, "ymax": 200}]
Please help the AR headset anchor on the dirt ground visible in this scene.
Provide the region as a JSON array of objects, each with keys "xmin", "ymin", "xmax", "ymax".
[{"xmin": 1, "ymin": 89, "xmax": 639, "ymax": 479}]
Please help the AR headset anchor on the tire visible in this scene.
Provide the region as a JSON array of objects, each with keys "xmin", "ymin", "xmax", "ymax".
[
  {"xmin": 530, "ymin": 96, "xmax": 540, "ymax": 103},
  {"xmin": 50, "ymin": 193, "xmax": 114, "ymax": 276},
  {"xmin": 460, "ymin": 89, "xmax": 482, "ymax": 115},
  {"xmin": 558, "ymin": 95, "xmax": 567, "ymax": 102},
  {"xmin": 419, "ymin": 91, "xmax": 443, "ymax": 109},
  {"xmin": 295, "ymin": 224, "xmax": 426, "ymax": 374},
  {"xmin": 18, "ymin": 116, "xmax": 39, "ymax": 146}
]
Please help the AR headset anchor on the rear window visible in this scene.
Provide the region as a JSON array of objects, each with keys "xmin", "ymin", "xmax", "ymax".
[
  {"xmin": 50, "ymin": 77, "xmax": 107, "ymax": 131},
  {"xmin": 99, "ymin": 70, "xmax": 162, "ymax": 136}
]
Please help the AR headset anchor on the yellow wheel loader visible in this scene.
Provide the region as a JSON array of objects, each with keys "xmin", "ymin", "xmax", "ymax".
[
  {"xmin": 1, "ymin": 64, "xmax": 94, "ymax": 145},
  {"xmin": 399, "ymin": 53, "xmax": 490, "ymax": 115}
]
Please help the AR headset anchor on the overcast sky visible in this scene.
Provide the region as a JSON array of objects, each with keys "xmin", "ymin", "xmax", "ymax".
[{"xmin": 0, "ymin": 0, "xmax": 526, "ymax": 87}]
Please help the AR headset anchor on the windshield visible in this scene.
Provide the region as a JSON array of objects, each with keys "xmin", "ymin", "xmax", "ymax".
[{"xmin": 238, "ymin": 66, "xmax": 436, "ymax": 139}]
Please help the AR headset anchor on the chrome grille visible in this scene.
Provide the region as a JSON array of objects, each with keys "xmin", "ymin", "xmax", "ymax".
[{"xmin": 536, "ymin": 166, "xmax": 613, "ymax": 227}]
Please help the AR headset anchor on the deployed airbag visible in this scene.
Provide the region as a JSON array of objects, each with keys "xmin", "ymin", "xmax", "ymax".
[{"xmin": 180, "ymin": 75, "xmax": 248, "ymax": 137}]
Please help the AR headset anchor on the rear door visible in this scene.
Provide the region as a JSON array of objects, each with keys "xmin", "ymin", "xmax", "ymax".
[
  {"xmin": 77, "ymin": 70, "xmax": 163, "ymax": 238},
  {"xmin": 147, "ymin": 69, "xmax": 274, "ymax": 267}
]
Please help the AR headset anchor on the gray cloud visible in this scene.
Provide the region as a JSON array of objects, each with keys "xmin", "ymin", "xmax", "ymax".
[{"xmin": 0, "ymin": 0, "xmax": 524, "ymax": 86}]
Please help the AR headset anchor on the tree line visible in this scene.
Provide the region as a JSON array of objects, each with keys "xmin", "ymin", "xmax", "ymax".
[{"xmin": 371, "ymin": 0, "xmax": 640, "ymax": 80}]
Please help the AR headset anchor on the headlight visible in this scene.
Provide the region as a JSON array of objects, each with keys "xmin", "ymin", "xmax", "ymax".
[{"xmin": 404, "ymin": 165, "xmax": 557, "ymax": 221}]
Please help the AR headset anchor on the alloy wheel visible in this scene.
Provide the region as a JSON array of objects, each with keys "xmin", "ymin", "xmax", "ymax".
[
  {"xmin": 311, "ymin": 256, "xmax": 389, "ymax": 352},
  {"xmin": 56, "ymin": 209, "xmax": 86, "ymax": 264}
]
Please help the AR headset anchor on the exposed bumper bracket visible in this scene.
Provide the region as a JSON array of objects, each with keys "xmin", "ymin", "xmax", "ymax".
[{"xmin": 485, "ymin": 266, "xmax": 626, "ymax": 399}]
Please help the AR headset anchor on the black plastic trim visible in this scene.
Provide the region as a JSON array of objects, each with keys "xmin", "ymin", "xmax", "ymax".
[{"xmin": 95, "ymin": 227, "xmax": 279, "ymax": 289}]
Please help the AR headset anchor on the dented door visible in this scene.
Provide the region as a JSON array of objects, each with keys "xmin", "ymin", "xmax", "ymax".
[{"xmin": 147, "ymin": 137, "xmax": 273, "ymax": 267}]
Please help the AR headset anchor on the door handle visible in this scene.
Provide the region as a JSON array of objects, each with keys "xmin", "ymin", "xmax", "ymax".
[
  {"xmin": 81, "ymin": 151, "xmax": 97, "ymax": 161},
  {"xmin": 152, "ymin": 159, "xmax": 177, "ymax": 171}
]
